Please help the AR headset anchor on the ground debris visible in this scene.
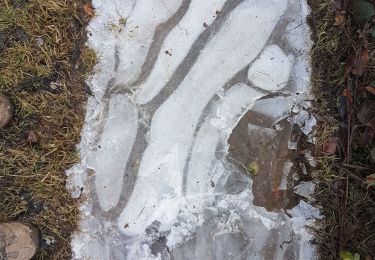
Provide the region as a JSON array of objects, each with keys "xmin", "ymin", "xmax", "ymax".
[
  {"xmin": 323, "ymin": 137, "xmax": 338, "ymax": 155},
  {"xmin": 0, "ymin": 93, "xmax": 13, "ymax": 129},
  {"xmin": 0, "ymin": 0, "xmax": 95, "ymax": 259},
  {"xmin": 309, "ymin": 0, "xmax": 375, "ymax": 258},
  {"xmin": 26, "ymin": 130, "xmax": 37, "ymax": 144},
  {"xmin": 83, "ymin": 3, "xmax": 95, "ymax": 17}
]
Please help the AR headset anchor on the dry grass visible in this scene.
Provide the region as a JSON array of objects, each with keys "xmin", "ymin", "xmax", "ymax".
[
  {"xmin": 308, "ymin": 0, "xmax": 375, "ymax": 258},
  {"xmin": 0, "ymin": 0, "xmax": 95, "ymax": 258}
]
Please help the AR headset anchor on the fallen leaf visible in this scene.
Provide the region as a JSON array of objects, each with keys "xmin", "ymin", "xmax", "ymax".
[
  {"xmin": 361, "ymin": 47, "xmax": 369, "ymax": 64},
  {"xmin": 342, "ymin": 88, "xmax": 353, "ymax": 103},
  {"xmin": 366, "ymin": 173, "xmax": 375, "ymax": 186},
  {"xmin": 339, "ymin": 250, "xmax": 353, "ymax": 260},
  {"xmin": 247, "ymin": 161, "xmax": 259, "ymax": 175},
  {"xmin": 334, "ymin": 13, "xmax": 345, "ymax": 25},
  {"xmin": 323, "ymin": 137, "xmax": 337, "ymax": 155},
  {"xmin": 83, "ymin": 3, "xmax": 95, "ymax": 17},
  {"xmin": 27, "ymin": 130, "xmax": 38, "ymax": 143},
  {"xmin": 365, "ymin": 86, "xmax": 375, "ymax": 95},
  {"xmin": 352, "ymin": 0, "xmax": 375, "ymax": 25}
]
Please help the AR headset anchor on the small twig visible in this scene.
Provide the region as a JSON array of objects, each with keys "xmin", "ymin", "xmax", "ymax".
[
  {"xmin": 345, "ymin": 75, "xmax": 352, "ymax": 164},
  {"xmin": 342, "ymin": 163, "xmax": 374, "ymax": 171},
  {"xmin": 136, "ymin": 206, "xmax": 146, "ymax": 220},
  {"xmin": 361, "ymin": 232, "xmax": 375, "ymax": 245},
  {"xmin": 279, "ymin": 237, "xmax": 293, "ymax": 249}
]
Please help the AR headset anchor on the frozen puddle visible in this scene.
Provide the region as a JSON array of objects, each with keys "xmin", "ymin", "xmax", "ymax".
[{"xmin": 67, "ymin": 0, "xmax": 321, "ymax": 259}]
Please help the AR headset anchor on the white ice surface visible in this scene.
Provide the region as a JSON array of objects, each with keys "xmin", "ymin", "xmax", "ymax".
[
  {"xmin": 69, "ymin": 0, "xmax": 320, "ymax": 259},
  {"xmin": 119, "ymin": 0, "xmax": 288, "ymax": 237},
  {"xmin": 289, "ymin": 110, "xmax": 317, "ymax": 135},
  {"xmin": 114, "ymin": 0, "xmax": 184, "ymax": 87},
  {"xmin": 87, "ymin": 94, "xmax": 138, "ymax": 212},
  {"xmin": 136, "ymin": 0, "xmax": 227, "ymax": 104},
  {"xmin": 252, "ymin": 95, "xmax": 295, "ymax": 125},
  {"xmin": 248, "ymin": 45, "xmax": 293, "ymax": 91},
  {"xmin": 85, "ymin": 0, "xmax": 184, "ymax": 98},
  {"xmin": 294, "ymin": 181, "xmax": 316, "ymax": 199},
  {"xmin": 187, "ymin": 84, "xmax": 263, "ymax": 194}
]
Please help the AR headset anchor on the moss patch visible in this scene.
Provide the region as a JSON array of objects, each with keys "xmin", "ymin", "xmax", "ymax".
[{"xmin": 0, "ymin": 0, "xmax": 95, "ymax": 258}]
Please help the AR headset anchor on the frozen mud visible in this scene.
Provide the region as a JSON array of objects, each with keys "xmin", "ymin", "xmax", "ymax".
[{"xmin": 67, "ymin": 0, "xmax": 321, "ymax": 259}]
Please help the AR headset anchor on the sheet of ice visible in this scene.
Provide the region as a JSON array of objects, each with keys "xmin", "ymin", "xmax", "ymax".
[
  {"xmin": 252, "ymin": 96, "xmax": 295, "ymax": 126},
  {"xmin": 288, "ymin": 200, "xmax": 322, "ymax": 260},
  {"xmin": 294, "ymin": 181, "xmax": 315, "ymax": 199},
  {"xmin": 85, "ymin": 8, "xmax": 118, "ymax": 97},
  {"xmin": 87, "ymin": 94, "xmax": 138, "ymax": 212},
  {"xmin": 119, "ymin": 0, "xmax": 288, "ymax": 237},
  {"xmin": 288, "ymin": 110, "xmax": 317, "ymax": 135},
  {"xmin": 280, "ymin": 160, "xmax": 293, "ymax": 190},
  {"xmin": 68, "ymin": 0, "xmax": 319, "ymax": 259},
  {"xmin": 187, "ymin": 84, "xmax": 263, "ymax": 194},
  {"xmin": 114, "ymin": 0, "xmax": 183, "ymax": 87},
  {"xmin": 286, "ymin": 0, "xmax": 311, "ymax": 52},
  {"xmin": 304, "ymin": 150, "xmax": 317, "ymax": 167},
  {"xmin": 248, "ymin": 45, "xmax": 293, "ymax": 91},
  {"xmin": 136, "ymin": 0, "xmax": 227, "ymax": 104},
  {"xmin": 209, "ymin": 84, "xmax": 264, "ymax": 130}
]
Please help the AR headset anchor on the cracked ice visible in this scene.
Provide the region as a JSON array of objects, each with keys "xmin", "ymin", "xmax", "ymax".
[{"xmin": 67, "ymin": 0, "xmax": 321, "ymax": 259}]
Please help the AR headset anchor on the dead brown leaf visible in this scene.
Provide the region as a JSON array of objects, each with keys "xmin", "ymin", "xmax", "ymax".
[
  {"xmin": 27, "ymin": 130, "xmax": 38, "ymax": 143},
  {"xmin": 365, "ymin": 86, "xmax": 375, "ymax": 96},
  {"xmin": 83, "ymin": 3, "xmax": 95, "ymax": 17},
  {"xmin": 361, "ymin": 47, "xmax": 369, "ymax": 64},
  {"xmin": 342, "ymin": 88, "xmax": 353, "ymax": 103},
  {"xmin": 366, "ymin": 173, "xmax": 375, "ymax": 185},
  {"xmin": 334, "ymin": 13, "xmax": 345, "ymax": 25},
  {"xmin": 323, "ymin": 137, "xmax": 338, "ymax": 155}
]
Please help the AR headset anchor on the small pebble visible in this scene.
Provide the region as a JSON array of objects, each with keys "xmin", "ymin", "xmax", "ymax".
[{"xmin": 0, "ymin": 94, "xmax": 13, "ymax": 129}]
